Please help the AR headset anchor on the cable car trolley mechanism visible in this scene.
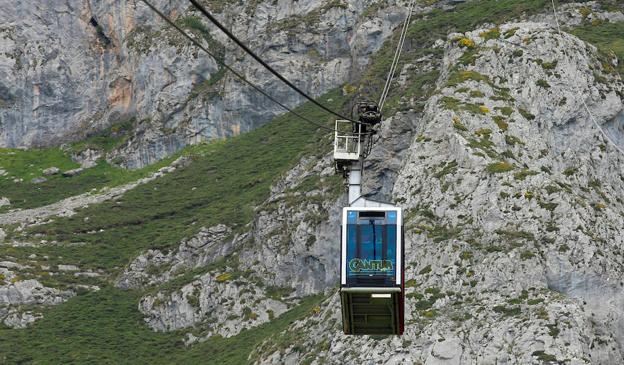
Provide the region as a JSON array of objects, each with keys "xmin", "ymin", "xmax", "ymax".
[{"xmin": 334, "ymin": 102, "xmax": 404, "ymax": 336}]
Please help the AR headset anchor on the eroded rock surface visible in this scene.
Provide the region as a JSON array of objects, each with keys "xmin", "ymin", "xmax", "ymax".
[
  {"xmin": 139, "ymin": 272, "xmax": 291, "ymax": 339},
  {"xmin": 0, "ymin": 279, "xmax": 74, "ymax": 328},
  {"xmin": 117, "ymin": 224, "xmax": 236, "ymax": 289}
]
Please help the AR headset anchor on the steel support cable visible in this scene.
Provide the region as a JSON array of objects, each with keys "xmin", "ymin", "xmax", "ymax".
[
  {"xmin": 140, "ymin": 0, "xmax": 337, "ymax": 133},
  {"xmin": 550, "ymin": 0, "xmax": 624, "ymax": 156},
  {"xmin": 379, "ymin": 0, "xmax": 417, "ymax": 112},
  {"xmin": 369, "ymin": 0, "xmax": 417, "ymax": 158},
  {"xmin": 379, "ymin": 10, "xmax": 410, "ymax": 111},
  {"xmin": 379, "ymin": 28, "xmax": 406, "ymax": 110},
  {"xmin": 188, "ymin": 0, "xmax": 363, "ymax": 125}
]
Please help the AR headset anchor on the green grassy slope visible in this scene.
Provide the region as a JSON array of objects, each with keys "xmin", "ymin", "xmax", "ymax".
[
  {"xmin": 0, "ymin": 159, "xmax": 172, "ymax": 213},
  {"xmin": 571, "ymin": 22, "xmax": 624, "ymax": 77},
  {"xmin": 0, "ymin": 286, "xmax": 324, "ymax": 365},
  {"xmin": 0, "ymin": 120, "xmax": 173, "ymax": 213}
]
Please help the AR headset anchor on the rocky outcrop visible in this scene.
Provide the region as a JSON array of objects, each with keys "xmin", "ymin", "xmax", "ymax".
[
  {"xmin": 139, "ymin": 272, "xmax": 290, "ymax": 339},
  {"xmin": 362, "ymin": 110, "xmax": 422, "ymax": 202},
  {"xmin": 252, "ymin": 20, "xmax": 624, "ymax": 364},
  {"xmin": 0, "ymin": 279, "xmax": 73, "ymax": 306},
  {"xmin": 72, "ymin": 148, "xmax": 102, "ymax": 168},
  {"xmin": 116, "ymin": 224, "xmax": 237, "ymax": 289},
  {"xmin": 236, "ymin": 154, "xmax": 344, "ymax": 296},
  {"xmin": 2, "ymin": 309, "xmax": 42, "ymax": 329},
  {"xmin": 0, "ymin": 279, "xmax": 74, "ymax": 328},
  {"xmin": 533, "ymin": 1, "xmax": 624, "ymax": 27},
  {"xmin": 42, "ymin": 167, "xmax": 60, "ymax": 176},
  {"xmin": 62, "ymin": 168, "xmax": 85, "ymax": 177}
]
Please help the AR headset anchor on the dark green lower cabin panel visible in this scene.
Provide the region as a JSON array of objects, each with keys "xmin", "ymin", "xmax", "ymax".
[{"xmin": 340, "ymin": 291, "xmax": 402, "ymax": 335}]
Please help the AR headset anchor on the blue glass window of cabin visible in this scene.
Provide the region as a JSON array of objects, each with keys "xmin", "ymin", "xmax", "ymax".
[{"xmin": 346, "ymin": 212, "xmax": 397, "ymax": 284}]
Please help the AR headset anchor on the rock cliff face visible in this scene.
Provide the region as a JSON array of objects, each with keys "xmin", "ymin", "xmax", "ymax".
[
  {"xmin": 251, "ymin": 20, "xmax": 624, "ymax": 365},
  {"xmin": 0, "ymin": 0, "xmax": 410, "ymax": 168}
]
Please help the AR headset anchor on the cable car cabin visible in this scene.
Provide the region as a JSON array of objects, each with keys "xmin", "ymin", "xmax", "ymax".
[{"xmin": 340, "ymin": 207, "xmax": 404, "ymax": 335}]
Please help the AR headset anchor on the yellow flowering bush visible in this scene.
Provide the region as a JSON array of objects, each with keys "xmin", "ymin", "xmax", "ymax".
[{"xmin": 458, "ymin": 37, "xmax": 475, "ymax": 48}]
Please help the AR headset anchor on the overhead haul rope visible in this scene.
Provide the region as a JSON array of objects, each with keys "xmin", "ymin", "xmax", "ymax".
[
  {"xmin": 140, "ymin": 0, "xmax": 337, "ymax": 133},
  {"xmin": 379, "ymin": 0, "xmax": 417, "ymax": 112},
  {"xmin": 361, "ymin": 0, "xmax": 417, "ymax": 154},
  {"xmin": 550, "ymin": 0, "xmax": 624, "ymax": 156},
  {"xmin": 188, "ymin": 0, "xmax": 364, "ymax": 125}
]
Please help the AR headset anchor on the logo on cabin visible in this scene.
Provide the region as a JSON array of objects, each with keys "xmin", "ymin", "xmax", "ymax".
[{"xmin": 349, "ymin": 258, "xmax": 394, "ymax": 273}]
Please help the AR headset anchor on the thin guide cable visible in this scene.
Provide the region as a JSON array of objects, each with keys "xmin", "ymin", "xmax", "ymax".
[{"xmin": 379, "ymin": 0, "xmax": 416, "ymax": 112}]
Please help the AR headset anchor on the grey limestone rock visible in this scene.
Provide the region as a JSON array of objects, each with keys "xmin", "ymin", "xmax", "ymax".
[
  {"xmin": 72, "ymin": 148, "xmax": 102, "ymax": 168},
  {"xmin": 0, "ymin": 279, "xmax": 74, "ymax": 306},
  {"xmin": 116, "ymin": 224, "xmax": 236, "ymax": 289},
  {"xmin": 139, "ymin": 272, "xmax": 290, "ymax": 338},
  {"xmin": 42, "ymin": 166, "xmax": 60, "ymax": 176},
  {"xmin": 62, "ymin": 168, "xmax": 85, "ymax": 177},
  {"xmin": 3, "ymin": 309, "xmax": 41, "ymax": 329},
  {"xmin": 57, "ymin": 264, "xmax": 79, "ymax": 272},
  {"xmin": 127, "ymin": 154, "xmax": 345, "ymax": 338},
  {"xmin": 237, "ymin": 154, "xmax": 345, "ymax": 296}
]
